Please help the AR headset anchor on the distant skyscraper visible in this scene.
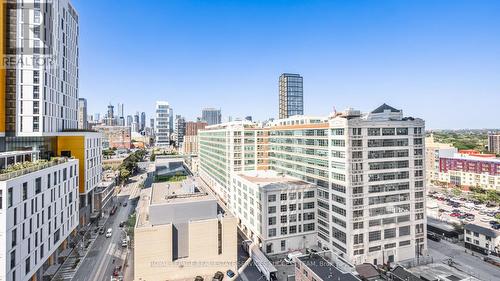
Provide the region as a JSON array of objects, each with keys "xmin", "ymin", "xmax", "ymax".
[
  {"xmin": 279, "ymin": 73, "xmax": 303, "ymax": 119},
  {"xmin": 127, "ymin": 115, "xmax": 133, "ymax": 126},
  {"xmin": 202, "ymin": 108, "xmax": 222, "ymax": 125},
  {"xmin": 94, "ymin": 113, "xmax": 101, "ymax": 123},
  {"xmin": 132, "ymin": 113, "xmax": 140, "ymax": 132},
  {"xmin": 117, "ymin": 103, "xmax": 125, "ymax": 126},
  {"xmin": 245, "ymin": 116, "xmax": 252, "ymax": 122},
  {"xmin": 107, "ymin": 104, "xmax": 114, "ymax": 119},
  {"xmin": 140, "ymin": 112, "xmax": 146, "ymax": 131},
  {"xmin": 488, "ymin": 133, "xmax": 500, "ymax": 154},
  {"xmin": 117, "ymin": 103, "xmax": 124, "ymax": 118},
  {"xmin": 174, "ymin": 115, "xmax": 186, "ymax": 146},
  {"xmin": 78, "ymin": 98, "xmax": 88, "ymax": 129},
  {"xmin": 155, "ymin": 101, "xmax": 174, "ymax": 146},
  {"xmin": 150, "ymin": 118, "xmax": 155, "ymax": 130}
]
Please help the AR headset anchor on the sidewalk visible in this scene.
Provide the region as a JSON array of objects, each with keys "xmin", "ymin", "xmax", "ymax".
[{"xmin": 51, "ymin": 216, "xmax": 109, "ymax": 281}]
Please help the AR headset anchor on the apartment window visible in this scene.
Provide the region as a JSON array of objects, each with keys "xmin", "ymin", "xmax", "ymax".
[
  {"xmin": 10, "ymin": 250, "xmax": 16, "ymax": 269},
  {"xmin": 289, "ymin": 225, "xmax": 297, "ymax": 234},
  {"xmin": 303, "ymin": 223, "xmax": 315, "ymax": 232},
  {"xmin": 289, "ymin": 204, "xmax": 297, "ymax": 211},
  {"xmin": 384, "ymin": 228, "xmax": 396, "ymax": 239},
  {"xmin": 22, "ymin": 183, "xmax": 28, "ymax": 201},
  {"xmin": 281, "ymin": 227, "xmax": 287, "ymax": 235},
  {"xmin": 35, "ymin": 177, "xmax": 42, "ymax": 194},
  {"xmin": 0, "ymin": 190, "xmax": 2, "ymax": 209},
  {"xmin": 268, "ymin": 217, "xmax": 276, "ymax": 226},
  {"xmin": 399, "ymin": 226, "xmax": 410, "ymax": 236},
  {"xmin": 353, "ymin": 233, "xmax": 363, "ymax": 244},
  {"xmin": 217, "ymin": 221, "xmax": 222, "ymax": 255},
  {"xmin": 352, "ymin": 128, "xmax": 362, "ymax": 135},
  {"xmin": 280, "ymin": 205, "xmax": 287, "ymax": 212},
  {"xmin": 304, "ymin": 190, "xmax": 315, "ymax": 198},
  {"xmin": 268, "ymin": 195, "xmax": 276, "ymax": 202},
  {"xmin": 369, "ymin": 231, "xmax": 381, "ymax": 242},
  {"xmin": 25, "ymin": 257, "xmax": 30, "ymax": 275},
  {"xmin": 12, "ymin": 228, "xmax": 17, "ymax": 247},
  {"xmin": 268, "ymin": 228, "xmax": 276, "ymax": 237},
  {"xmin": 281, "ymin": 215, "xmax": 287, "ymax": 223},
  {"xmin": 268, "ymin": 206, "xmax": 276, "ymax": 214},
  {"xmin": 8, "ymin": 187, "xmax": 13, "ymax": 208},
  {"xmin": 368, "ymin": 128, "xmax": 380, "ymax": 136},
  {"xmin": 281, "ymin": 240, "xmax": 286, "ymax": 251},
  {"xmin": 280, "ymin": 194, "xmax": 287, "ymax": 201}
]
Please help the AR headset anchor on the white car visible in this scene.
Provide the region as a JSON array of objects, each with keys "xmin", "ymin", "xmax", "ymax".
[{"xmin": 105, "ymin": 228, "xmax": 113, "ymax": 238}]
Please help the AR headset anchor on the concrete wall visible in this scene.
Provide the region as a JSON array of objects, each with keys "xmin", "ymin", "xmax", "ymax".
[{"xmin": 134, "ymin": 216, "xmax": 238, "ymax": 281}]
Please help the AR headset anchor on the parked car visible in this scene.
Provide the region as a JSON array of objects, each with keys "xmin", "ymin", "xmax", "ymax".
[
  {"xmin": 450, "ymin": 213, "xmax": 460, "ymax": 217},
  {"xmin": 194, "ymin": 276, "xmax": 204, "ymax": 281},
  {"xmin": 119, "ymin": 221, "xmax": 126, "ymax": 228},
  {"xmin": 106, "ymin": 228, "xmax": 113, "ymax": 238},
  {"xmin": 123, "ymin": 202, "xmax": 128, "ymax": 207},
  {"xmin": 427, "ymin": 232, "xmax": 441, "ymax": 242},
  {"xmin": 226, "ymin": 270, "xmax": 235, "ymax": 278},
  {"xmin": 213, "ymin": 271, "xmax": 224, "ymax": 281},
  {"xmin": 98, "ymin": 227, "xmax": 105, "ymax": 235}
]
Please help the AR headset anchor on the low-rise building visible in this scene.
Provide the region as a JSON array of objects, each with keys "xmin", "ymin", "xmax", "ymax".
[
  {"xmin": 0, "ymin": 154, "xmax": 79, "ymax": 281},
  {"xmin": 94, "ymin": 125, "xmax": 132, "ymax": 150},
  {"xmin": 438, "ymin": 153, "xmax": 500, "ymax": 191},
  {"xmin": 134, "ymin": 178, "xmax": 237, "ymax": 281},
  {"xmin": 425, "ymin": 136, "xmax": 457, "ymax": 185},
  {"xmin": 294, "ymin": 251, "xmax": 361, "ymax": 281},
  {"xmin": 464, "ymin": 224, "xmax": 499, "ymax": 255},
  {"xmin": 232, "ymin": 170, "xmax": 317, "ymax": 255}
]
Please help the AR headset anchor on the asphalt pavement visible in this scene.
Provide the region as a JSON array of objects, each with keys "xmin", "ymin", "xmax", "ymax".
[{"xmin": 427, "ymin": 239, "xmax": 500, "ymax": 281}]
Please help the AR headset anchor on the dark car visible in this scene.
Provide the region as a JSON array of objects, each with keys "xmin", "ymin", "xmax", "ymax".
[
  {"xmin": 119, "ymin": 221, "xmax": 126, "ymax": 228},
  {"xmin": 123, "ymin": 202, "xmax": 128, "ymax": 207},
  {"xmin": 226, "ymin": 270, "xmax": 235, "ymax": 278},
  {"xmin": 427, "ymin": 232, "xmax": 441, "ymax": 242},
  {"xmin": 194, "ymin": 276, "xmax": 204, "ymax": 281},
  {"xmin": 213, "ymin": 271, "xmax": 224, "ymax": 281},
  {"xmin": 492, "ymin": 224, "xmax": 500, "ymax": 230},
  {"xmin": 98, "ymin": 227, "xmax": 105, "ymax": 235}
]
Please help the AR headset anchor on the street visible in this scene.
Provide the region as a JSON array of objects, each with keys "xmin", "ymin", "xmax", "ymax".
[
  {"xmin": 72, "ymin": 173, "xmax": 144, "ymax": 281},
  {"xmin": 427, "ymin": 239, "xmax": 500, "ymax": 281}
]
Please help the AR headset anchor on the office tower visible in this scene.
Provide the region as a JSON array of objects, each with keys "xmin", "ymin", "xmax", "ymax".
[
  {"xmin": 104, "ymin": 104, "xmax": 116, "ymax": 126},
  {"xmin": 174, "ymin": 115, "xmax": 186, "ymax": 146},
  {"xmin": 117, "ymin": 103, "xmax": 124, "ymax": 119},
  {"xmin": 126, "ymin": 115, "xmax": 133, "ymax": 126},
  {"xmin": 78, "ymin": 98, "xmax": 88, "ymax": 129},
  {"xmin": 488, "ymin": 133, "xmax": 500, "ymax": 155},
  {"xmin": 279, "ymin": 73, "xmax": 303, "ymax": 119},
  {"xmin": 155, "ymin": 101, "xmax": 173, "ymax": 146},
  {"xmin": 132, "ymin": 113, "xmax": 140, "ymax": 133},
  {"xmin": 150, "ymin": 118, "xmax": 155, "ymax": 130},
  {"xmin": 201, "ymin": 108, "xmax": 222, "ymax": 125},
  {"xmin": 94, "ymin": 113, "xmax": 101, "ymax": 123},
  {"xmin": 140, "ymin": 112, "xmax": 146, "ymax": 131},
  {"xmin": 199, "ymin": 104, "xmax": 426, "ymax": 265}
]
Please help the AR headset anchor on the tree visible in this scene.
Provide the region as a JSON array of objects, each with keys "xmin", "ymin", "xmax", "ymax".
[
  {"xmin": 119, "ymin": 168, "xmax": 131, "ymax": 183},
  {"xmin": 451, "ymin": 188, "xmax": 462, "ymax": 197}
]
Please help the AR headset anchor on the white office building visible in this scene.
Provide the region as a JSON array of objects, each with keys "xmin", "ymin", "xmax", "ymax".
[
  {"xmin": 154, "ymin": 101, "xmax": 173, "ymax": 147},
  {"xmin": 0, "ymin": 152, "xmax": 79, "ymax": 281},
  {"xmin": 232, "ymin": 170, "xmax": 317, "ymax": 255},
  {"xmin": 199, "ymin": 104, "xmax": 427, "ymax": 265}
]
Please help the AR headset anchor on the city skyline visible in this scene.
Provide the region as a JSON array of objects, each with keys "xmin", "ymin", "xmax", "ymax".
[{"xmin": 73, "ymin": 0, "xmax": 500, "ymax": 129}]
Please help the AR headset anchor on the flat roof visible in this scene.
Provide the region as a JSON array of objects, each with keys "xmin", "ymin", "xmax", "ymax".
[
  {"xmin": 298, "ymin": 254, "xmax": 360, "ymax": 281},
  {"xmin": 464, "ymin": 223, "xmax": 499, "ymax": 238},
  {"xmin": 237, "ymin": 170, "xmax": 310, "ymax": 186},
  {"xmin": 150, "ymin": 178, "xmax": 213, "ymax": 205}
]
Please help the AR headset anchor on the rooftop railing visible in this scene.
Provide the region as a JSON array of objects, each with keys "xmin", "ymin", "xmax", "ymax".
[{"xmin": 0, "ymin": 158, "xmax": 69, "ymax": 181}]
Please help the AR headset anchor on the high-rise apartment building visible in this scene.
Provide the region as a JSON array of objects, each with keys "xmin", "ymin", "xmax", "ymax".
[
  {"xmin": 279, "ymin": 73, "xmax": 303, "ymax": 119},
  {"xmin": 132, "ymin": 113, "xmax": 140, "ymax": 133},
  {"xmin": 199, "ymin": 104, "xmax": 427, "ymax": 265},
  {"xmin": 126, "ymin": 115, "xmax": 133, "ymax": 127},
  {"xmin": 185, "ymin": 121, "xmax": 207, "ymax": 136},
  {"xmin": 174, "ymin": 115, "xmax": 186, "ymax": 147},
  {"xmin": 488, "ymin": 133, "xmax": 500, "ymax": 155},
  {"xmin": 0, "ymin": 152, "xmax": 79, "ymax": 281},
  {"xmin": 155, "ymin": 101, "xmax": 173, "ymax": 146},
  {"xmin": 1, "ymin": 0, "xmax": 80, "ymax": 138},
  {"xmin": 201, "ymin": 108, "xmax": 221, "ymax": 126},
  {"xmin": 78, "ymin": 98, "xmax": 88, "ymax": 130}
]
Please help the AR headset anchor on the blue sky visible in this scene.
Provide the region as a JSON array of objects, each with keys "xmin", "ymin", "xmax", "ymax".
[{"xmin": 72, "ymin": 0, "xmax": 500, "ymax": 129}]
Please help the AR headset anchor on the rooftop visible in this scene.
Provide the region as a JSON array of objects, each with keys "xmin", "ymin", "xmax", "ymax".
[
  {"xmin": 150, "ymin": 180, "xmax": 212, "ymax": 205},
  {"xmin": 371, "ymin": 103, "xmax": 401, "ymax": 114},
  {"xmin": 297, "ymin": 252, "xmax": 360, "ymax": 281},
  {"xmin": 0, "ymin": 157, "xmax": 73, "ymax": 181},
  {"xmin": 236, "ymin": 170, "xmax": 313, "ymax": 191},
  {"xmin": 464, "ymin": 223, "xmax": 499, "ymax": 238}
]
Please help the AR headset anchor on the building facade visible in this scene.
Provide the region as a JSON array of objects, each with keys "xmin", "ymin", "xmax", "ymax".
[
  {"xmin": 154, "ymin": 101, "xmax": 173, "ymax": 147},
  {"xmin": 0, "ymin": 155, "xmax": 79, "ymax": 281},
  {"xmin": 464, "ymin": 224, "xmax": 499, "ymax": 256},
  {"xmin": 174, "ymin": 115, "xmax": 186, "ymax": 147},
  {"xmin": 94, "ymin": 125, "xmax": 132, "ymax": 150},
  {"xmin": 425, "ymin": 136, "xmax": 457, "ymax": 185},
  {"xmin": 199, "ymin": 104, "xmax": 427, "ymax": 265},
  {"xmin": 185, "ymin": 121, "xmax": 207, "ymax": 136},
  {"xmin": 279, "ymin": 73, "xmax": 303, "ymax": 119},
  {"xmin": 438, "ymin": 154, "xmax": 500, "ymax": 190},
  {"xmin": 232, "ymin": 171, "xmax": 318, "ymax": 255},
  {"xmin": 77, "ymin": 98, "xmax": 88, "ymax": 130},
  {"xmin": 201, "ymin": 108, "xmax": 221, "ymax": 126}
]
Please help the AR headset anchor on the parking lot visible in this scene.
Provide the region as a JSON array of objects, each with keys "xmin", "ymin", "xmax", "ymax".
[{"xmin": 427, "ymin": 191, "xmax": 500, "ymax": 231}]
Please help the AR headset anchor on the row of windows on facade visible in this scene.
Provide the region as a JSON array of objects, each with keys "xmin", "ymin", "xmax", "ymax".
[
  {"xmin": 268, "ymin": 223, "xmax": 315, "ymax": 237},
  {"xmin": 267, "ymin": 191, "xmax": 315, "ymax": 202}
]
